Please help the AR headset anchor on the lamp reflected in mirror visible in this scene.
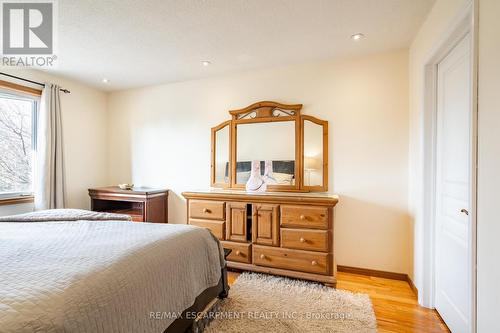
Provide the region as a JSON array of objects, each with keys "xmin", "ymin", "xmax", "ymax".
[{"xmin": 304, "ymin": 156, "xmax": 321, "ymax": 186}]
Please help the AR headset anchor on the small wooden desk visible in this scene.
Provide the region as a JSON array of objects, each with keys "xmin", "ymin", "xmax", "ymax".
[{"xmin": 88, "ymin": 186, "xmax": 168, "ymax": 223}]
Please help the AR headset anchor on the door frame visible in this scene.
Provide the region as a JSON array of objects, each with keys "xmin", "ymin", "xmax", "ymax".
[{"xmin": 421, "ymin": 1, "xmax": 478, "ymax": 331}]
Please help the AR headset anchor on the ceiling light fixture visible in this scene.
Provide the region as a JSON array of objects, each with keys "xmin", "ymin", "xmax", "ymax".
[
  {"xmin": 351, "ymin": 33, "xmax": 365, "ymax": 41},
  {"xmin": 102, "ymin": 78, "xmax": 110, "ymax": 83},
  {"xmin": 202, "ymin": 60, "xmax": 211, "ymax": 67}
]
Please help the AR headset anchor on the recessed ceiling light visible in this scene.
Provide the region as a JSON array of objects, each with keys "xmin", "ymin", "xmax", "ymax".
[
  {"xmin": 202, "ymin": 60, "xmax": 211, "ymax": 67},
  {"xmin": 351, "ymin": 33, "xmax": 365, "ymax": 41},
  {"xmin": 102, "ymin": 78, "xmax": 110, "ymax": 83}
]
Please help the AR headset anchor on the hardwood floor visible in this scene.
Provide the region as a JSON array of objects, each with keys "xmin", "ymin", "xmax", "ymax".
[{"xmin": 227, "ymin": 270, "xmax": 450, "ymax": 333}]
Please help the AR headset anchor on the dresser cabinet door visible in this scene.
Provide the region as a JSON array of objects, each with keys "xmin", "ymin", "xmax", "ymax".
[
  {"xmin": 252, "ymin": 204, "xmax": 279, "ymax": 246},
  {"xmin": 226, "ymin": 202, "xmax": 248, "ymax": 242}
]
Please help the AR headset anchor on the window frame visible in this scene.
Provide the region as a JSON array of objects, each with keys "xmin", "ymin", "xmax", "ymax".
[{"xmin": 0, "ymin": 80, "xmax": 41, "ymax": 204}]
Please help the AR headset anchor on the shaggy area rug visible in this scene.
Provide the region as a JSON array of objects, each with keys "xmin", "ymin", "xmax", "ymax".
[{"xmin": 204, "ymin": 273, "xmax": 377, "ymax": 333}]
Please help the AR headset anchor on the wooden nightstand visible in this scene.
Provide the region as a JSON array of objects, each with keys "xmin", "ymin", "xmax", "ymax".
[{"xmin": 88, "ymin": 186, "xmax": 168, "ymax": 223}]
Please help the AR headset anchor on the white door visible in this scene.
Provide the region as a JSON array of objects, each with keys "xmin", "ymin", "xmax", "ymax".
[{"xmin": 435, "ymin": 33, "xmax": 472, "ymax": 333}]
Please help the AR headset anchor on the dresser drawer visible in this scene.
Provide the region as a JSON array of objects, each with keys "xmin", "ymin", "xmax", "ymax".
[
  {"xmin": 189, "ymin": 200, "xmax": 225, "ymax": 220},
  {"xmin": 130, "ymin": 215, "xmax": 144, "ymax": 222},
  {"xmin": 221, "ymin": 241, "xmax": 252, "ymax": 264},
  {"xmin": 280, "ymin": 205, "xmax": 329, "ymax": 229},
  {"xmin": 189, "ymin": 218, "xmax": 225, "ymax": 240},
  {"xmin": 253, "ymin": 245, "xmax": 329, "ymax": 275},
  {"xmin": 281, "ymin": 228, "xmax": 329, "ymax": 252}
]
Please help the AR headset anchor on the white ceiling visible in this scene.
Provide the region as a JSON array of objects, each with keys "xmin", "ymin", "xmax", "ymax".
[{"xmin": 47, "ymin": 0, "xmax": 435, "ymax": 91}]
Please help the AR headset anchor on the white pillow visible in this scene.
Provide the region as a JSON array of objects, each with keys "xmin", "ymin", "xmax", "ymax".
[{"xmin": 272, "ymin": 172, "xmax": 294, "ymax": 185}]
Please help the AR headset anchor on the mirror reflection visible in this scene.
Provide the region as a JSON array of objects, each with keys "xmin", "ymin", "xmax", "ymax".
[
  {"xmin": 214, "ymin": 124, "xmax": 230, "ymax": 184},
  {"xmin": 236, "ymin": 121, "xmax": 295, "ymax": 185},
  {"xmin": 303, "ymin": 120, "xmax": 324, "ymax": 187}
]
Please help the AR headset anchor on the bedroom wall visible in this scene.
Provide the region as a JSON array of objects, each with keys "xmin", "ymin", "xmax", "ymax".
[
  {"xmin": 477, "ymin": 0, "xmax": 500, "ymax": 330},
  {"xmin": 107, "ymin": 49, "xmax": 412, "ymax": 275},
  {"xmin": 408, "ymin": 0, "xmax": 472, "ymax": 304},
  {"xmin": 0, "ymin": 68, "xmax": 109, "ymax": 216}
]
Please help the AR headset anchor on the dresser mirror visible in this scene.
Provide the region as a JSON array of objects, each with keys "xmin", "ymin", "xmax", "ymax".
[
  {"xmin": 302, "ymin": 116, "xmax": 328, "ymax": 191},
  {"xmin": 211, "ymin": 101, "xmax": 328, "ymax": 192},
  {"xmin": 235, "ymin": 121, "xmax": 296, "ymax": 186},
  {"xmin": 211, "ymin": 121, "xmax": 231, "ymax": 186}
]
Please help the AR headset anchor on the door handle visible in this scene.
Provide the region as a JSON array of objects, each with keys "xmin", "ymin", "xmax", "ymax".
[{"xmin": 460, "ymin": 209, "xmax": 469, "ymax": 216}]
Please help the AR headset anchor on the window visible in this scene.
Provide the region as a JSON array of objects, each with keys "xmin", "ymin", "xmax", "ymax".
[{"xmin": 0, "ymin": 89, "xmax": 39, "ymax": 199}]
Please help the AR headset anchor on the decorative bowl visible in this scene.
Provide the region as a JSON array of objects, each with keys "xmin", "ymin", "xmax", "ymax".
[{"xmin": 118, "ymin": 183, "xmax": 134, "ymax": 190}]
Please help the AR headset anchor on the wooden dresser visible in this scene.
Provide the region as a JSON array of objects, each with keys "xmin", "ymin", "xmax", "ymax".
[
  {"xmin": 89, "ymin": 186, "xmax": 168, "ymax": 223},
  {"xmin": 182, "ymin": 190, "xmax": 338, "ymax": 287}
]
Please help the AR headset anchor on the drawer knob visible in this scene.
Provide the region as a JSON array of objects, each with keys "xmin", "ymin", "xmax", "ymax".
[
  {"xmin": 300, "ymin": 214, "xmax": 306, "ymax": 220},
  {"xmin": 235, "ymin": 250, "xmax": 241, "ymax": 256},
  {"xmin": 260, "ymin": 254, "xmax": 266, "ymax": 259},
  {"xmin": 311, "ymin": 260, "xmax": 318, "ymax": 266},
  {"xmin": 299, "ymin": 237, "xmax": 306, "ymax": 243},
  {"xmin": 203, "ymin": 208, "xmax": 210, "ymax": 213}
]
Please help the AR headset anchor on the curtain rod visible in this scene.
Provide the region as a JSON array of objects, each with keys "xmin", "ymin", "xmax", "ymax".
[{"xmin": 0, "ymin": 72, "xmax": 71, "ymax": 94}]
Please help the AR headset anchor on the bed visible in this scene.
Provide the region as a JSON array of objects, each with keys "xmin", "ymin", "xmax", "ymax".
[{"xmin": 0, "ymin": 209, "xmax": 228, "ymax": 333}]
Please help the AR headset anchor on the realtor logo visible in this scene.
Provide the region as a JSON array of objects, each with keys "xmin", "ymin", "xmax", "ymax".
[{"xmin": 2, "ymin": 1, "xmax": 53, "ymax": 54}]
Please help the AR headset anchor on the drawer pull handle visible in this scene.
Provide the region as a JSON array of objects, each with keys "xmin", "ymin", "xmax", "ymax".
[
  {"xmin": 300, "ymin": 215, "xmax": 306, "ymax": 220},
  {"xmin": 311, "ymin": 260, "xmax": 318, "ymax": 266},
  {"xmin": 203, "ymin": 208, "xmax": 211, "ymax": 213},
  {"xmin": 260, "ymin": 254, "xmax": 266, "ymax": 259},
  {"xmin": 235, "ymin": 250, "xmax": 241, "ymax": 256},
  {"xmin": 299, "ymin": 237, "xmax": 306, "ymax": 243}
]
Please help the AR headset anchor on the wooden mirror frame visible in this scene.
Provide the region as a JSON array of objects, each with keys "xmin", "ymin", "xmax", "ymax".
[
  {"xmin": 211, "ymin": 101, "xmax": 328, "ymax": 192},
  {"xmin": 210, "ymin": 120, "xmax": 231, "ymax": 188},
  {"xmin": 301, "ymin": 115, "xmax": 329, "ymax": 192}
]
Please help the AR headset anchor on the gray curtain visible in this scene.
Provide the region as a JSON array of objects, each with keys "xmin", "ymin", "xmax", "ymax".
[{"xmin": 34, "ymin": 84, "xmax": 66, "ymax": 210}]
